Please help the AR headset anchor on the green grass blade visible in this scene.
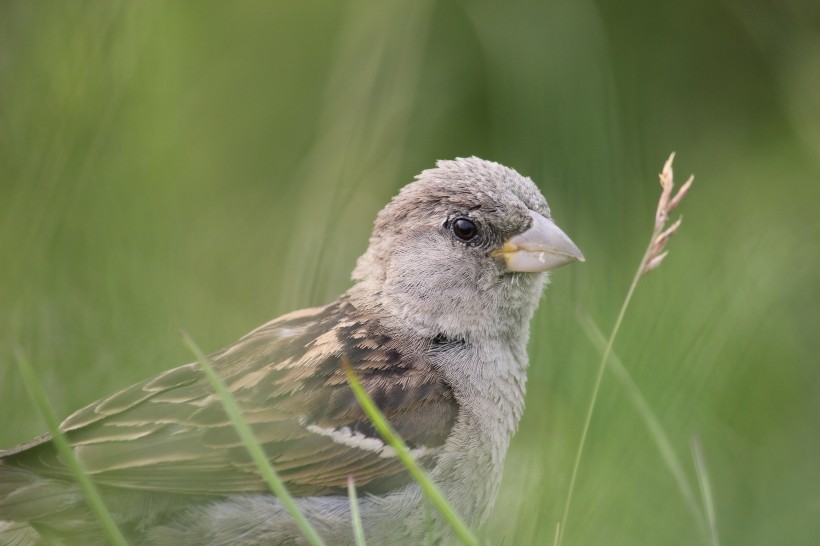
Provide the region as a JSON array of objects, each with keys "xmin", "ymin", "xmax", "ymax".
[
  {"xmin": 576, "ymin": 313, "xmax": 711, "ymax": 541},
  {"xmin": 14, "ymin": 349, "xmax": 130, "ymax": 546},
  {"xmin": 347, "ymin": 477, "xmax": 367, "ymax": 546},
  {"xmin": 343, "ymin": 362, "xmax": 478, "ymax": 546},
  {"xmin": 180, "ymin": 332, "xmax": 327, "ymax": 546},
  {"xmin": 691, "ymin": 437, "xmax": 720, "ymax": 546},
  {"xmin": 555, "ymin": 262, "xmax": 643, "ymax": 546},
  {"xmin": 556, "ymin": 155, "xmax": 692, "ymax": 546}
]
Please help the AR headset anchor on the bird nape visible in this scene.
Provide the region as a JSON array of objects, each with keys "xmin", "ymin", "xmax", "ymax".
[{"xmin": 0, "ymin": 157, "xmax": 584, "ymax": 546}]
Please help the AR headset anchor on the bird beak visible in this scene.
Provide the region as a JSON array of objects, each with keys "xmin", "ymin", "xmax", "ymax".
[{"xmin": 496, "ymin": 210, "xmax": 585, "ymax": 272}]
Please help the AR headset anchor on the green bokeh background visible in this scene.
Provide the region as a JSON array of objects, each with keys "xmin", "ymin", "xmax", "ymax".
[{"xmin": 1, "ymin": 1, "xmax": 818, "ymax": 544}]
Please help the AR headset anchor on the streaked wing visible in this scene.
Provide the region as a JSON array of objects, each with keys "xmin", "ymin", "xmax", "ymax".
[{"xmin": 5, "ymin": 300, "xmax": 458, "ymax": 496}]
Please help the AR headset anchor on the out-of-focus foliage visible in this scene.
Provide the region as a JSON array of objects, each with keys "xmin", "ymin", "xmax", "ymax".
[{"xmin": 1, "ymin": 1, "xmax": 817, "ymax": 544}]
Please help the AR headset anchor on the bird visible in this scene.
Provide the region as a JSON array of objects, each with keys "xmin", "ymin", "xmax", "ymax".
[{"xmin": 0, "ymin": 157, "xmax": 584, "ymax": 546}]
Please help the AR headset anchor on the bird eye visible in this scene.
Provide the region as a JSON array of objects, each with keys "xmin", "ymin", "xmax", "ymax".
[{"xmin": 452, "ymin": 218, "xmax": 478, "ymax": 241}]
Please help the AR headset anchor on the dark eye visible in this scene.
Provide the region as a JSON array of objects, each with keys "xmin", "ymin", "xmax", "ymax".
[{"xmin": 452, "ymin": 218, "xmax": 478, "ymax": 241}]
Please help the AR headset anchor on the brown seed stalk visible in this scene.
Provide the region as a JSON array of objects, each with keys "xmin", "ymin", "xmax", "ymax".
[{"xmin": 642, "ymin": 153, "xmax": 693, "ymax": 276}]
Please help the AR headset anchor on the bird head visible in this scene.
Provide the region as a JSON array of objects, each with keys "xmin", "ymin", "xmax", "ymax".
[{"xmin": 351, "ymin": 157, "xmax": 584, "ymax": 340}]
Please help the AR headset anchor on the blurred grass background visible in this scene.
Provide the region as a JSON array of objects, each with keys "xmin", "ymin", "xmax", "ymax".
[{"xmin": 1, "ymin": 0, "xmax": 818, "ymax": 544}]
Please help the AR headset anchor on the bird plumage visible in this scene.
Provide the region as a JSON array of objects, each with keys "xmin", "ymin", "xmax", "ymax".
[{"xmin": 0, "ymin": 157, "xmax": 583, "ymax": 545}]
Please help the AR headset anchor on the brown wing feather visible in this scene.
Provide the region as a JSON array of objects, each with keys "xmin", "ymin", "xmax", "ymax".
[{"xmin": 3, "ymin": 300, "xmax": 459, "ymax": 496}]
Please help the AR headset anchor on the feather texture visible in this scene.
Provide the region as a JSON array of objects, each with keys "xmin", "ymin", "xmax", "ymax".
[
  {"xmin": 2, "ymin": 299, "xmax": 458, "ymax": 498},
  {"xmin": 0, "ymin": 157, "xmax": 584, "ymax": 545}
]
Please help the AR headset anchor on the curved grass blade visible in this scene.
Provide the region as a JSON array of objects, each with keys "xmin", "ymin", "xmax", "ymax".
[
  {"xmin": 692, "ymin": 437, "xmax": 720, "ymax": 546},
  {"xmin": 555, "ymin": 154, "xmax": 693, "ymax": 546},
  {"xmin": 576, "ymin": 313, "xmax": 710, "ymax": 541},
  {"xmin": 14, "ymin": 349, "xmax": 130, "ymax": 546},
  {"xmin": 181, "ymin": 332, "xmax": 326, "ymax": 546},
  {"xmin": 343, "ymin": 360, "xmax": 478, "ymax": 546},
  {"xmin": 347, "ymin": 477, "xmax": 367, "ymax": 546}
]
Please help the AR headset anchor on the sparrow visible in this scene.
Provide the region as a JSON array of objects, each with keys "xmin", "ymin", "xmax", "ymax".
[{"xmin": 0, "ymin": 157, "xmax": 584, "ymax": 545}]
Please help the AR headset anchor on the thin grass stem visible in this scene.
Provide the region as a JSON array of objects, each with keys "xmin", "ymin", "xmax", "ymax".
[
  {"xmin": 554, "ymin": 248, "xmax": 648, "ymax": 546},
  {"xmin": 180, "ymin": 332, "xmax": 327, "ymax": 546},
  {"xmin": 14, "ymin": 349, "xmax": 130, "ymax": 546},
  {"xmin": 343, "ymin": 362, "xmax": 478, "ymax": 546},
  {"xmin": 347, "ymin": 477, "xmax": 367, "ymax": 546},
  {"xmin": 692, "ymin": 437, "xmax": 720, "ymax": 546},
  {"xmin": 577, "ymin": 313, "xmax": 710, "ymax": 540},
  {"xmin": 555, "ymin": 154, "xmax": 692, "ymax": 546}
]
